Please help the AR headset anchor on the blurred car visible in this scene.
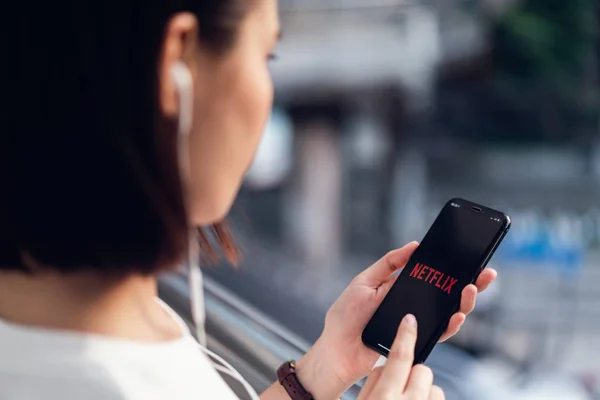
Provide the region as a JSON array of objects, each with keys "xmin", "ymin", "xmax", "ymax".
[{"xmin": 158, "ymin": 272, "xmax": 590, "ymax": 400}]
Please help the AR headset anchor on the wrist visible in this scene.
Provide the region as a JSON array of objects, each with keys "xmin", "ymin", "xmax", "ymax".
[{"xmin": 294, "ymin": 339, "xmax": 350, "ymax": 400}]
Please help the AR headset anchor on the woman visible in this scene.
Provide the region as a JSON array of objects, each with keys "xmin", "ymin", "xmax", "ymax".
[{"xmin": 0, "ymin": 0, "xmax": 496, "ymax": 399}]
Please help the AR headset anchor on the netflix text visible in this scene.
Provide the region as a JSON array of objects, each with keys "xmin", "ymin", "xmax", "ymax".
[{"xmin": 409, "ymin": 263, "xmax": 458, "ymax": 295}]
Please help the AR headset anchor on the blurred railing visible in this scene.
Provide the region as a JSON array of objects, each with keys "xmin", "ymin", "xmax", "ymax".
[{"xmin": 158, "ymin": 273, "xmax": 363, "ymax": 399}]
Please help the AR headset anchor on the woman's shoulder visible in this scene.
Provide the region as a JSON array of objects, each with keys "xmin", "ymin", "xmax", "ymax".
[
  {"xmin": 0, "ymin": 335, "xmax": 238, "ymax": 400},
  {"xmin": 0, "ymin": 367, "xmax": 129, "ymax": 400},
  {"xmin": 0, "ymin": 348, "xmax": 238, "ymax": 400},
  {"xmin": 0, "ymin": 308, "xmax": 237, "ymax": 400}
]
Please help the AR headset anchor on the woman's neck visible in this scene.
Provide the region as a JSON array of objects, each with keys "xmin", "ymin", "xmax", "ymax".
[{"xmin": 0, "ymin": 270, "xmax": 182, "ymax": 342}]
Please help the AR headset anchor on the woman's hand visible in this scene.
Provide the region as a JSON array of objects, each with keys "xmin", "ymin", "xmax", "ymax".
[
  {"xmin": 295, "ymin": 242, "xmax": 496, "ymax": 399},
  {"xmin": 357, "ymin": 314, "xmax": 444, "ymax": 400}
]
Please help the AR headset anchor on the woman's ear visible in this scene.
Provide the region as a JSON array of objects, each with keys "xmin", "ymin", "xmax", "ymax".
[{"xmin": 158, "ymin": 13, "xmax": 199, "ymax": 119}]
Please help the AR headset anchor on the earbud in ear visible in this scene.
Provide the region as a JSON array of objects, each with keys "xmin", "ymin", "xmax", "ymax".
[{"xmin": 171, "ymin": 61, "xmax": 193, "ymax": 138}]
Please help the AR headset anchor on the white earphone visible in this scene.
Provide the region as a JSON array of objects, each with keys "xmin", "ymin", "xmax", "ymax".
[
  {"xmin": 171, "ymin": 61, "xmax": 260, "ymax": 400},
  {"xmin": 171, "ymin": 61, "xmax": 194, "ymax": 138},
  {"xmin": 171, "ymin": 60, "xmax": 204, "ymax": 343},
  {"xmin": 171, "ymin": 61, "xmax": 194, "ymax": 181}
]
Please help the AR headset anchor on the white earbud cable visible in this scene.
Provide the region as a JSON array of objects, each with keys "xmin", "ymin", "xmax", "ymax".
[
  {"xmin": 202, "ymin": 347, "xmax": 261, "ymax": 400},
  {"xmin": 172, "ymin": 60, "xmax": 259, "ymax": 400}
]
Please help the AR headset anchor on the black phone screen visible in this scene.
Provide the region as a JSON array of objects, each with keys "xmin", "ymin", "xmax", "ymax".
[{"xmin": 362, "ymin": 198, "xmax": 509, "ymax": 363}]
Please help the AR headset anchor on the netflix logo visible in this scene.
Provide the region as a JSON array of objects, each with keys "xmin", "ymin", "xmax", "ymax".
[{"xmin": 409, "ymin": 263, "xmax": 459, "ymax": 295}]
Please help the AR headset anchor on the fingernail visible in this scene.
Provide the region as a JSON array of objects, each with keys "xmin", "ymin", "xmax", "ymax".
[{"xmin": 403, "ymin": 314, "xmax": 417, "ymax": 328}]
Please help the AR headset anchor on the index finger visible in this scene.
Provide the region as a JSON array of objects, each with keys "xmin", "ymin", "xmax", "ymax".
[{"xmin": 373, "ymin": 314, "xmax": 418, "ymax": 395}]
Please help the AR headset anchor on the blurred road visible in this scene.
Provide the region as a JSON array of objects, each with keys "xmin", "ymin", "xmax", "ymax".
[
  {"xmin": 492, "ymin": 255, "xmax": 600, "ymax": 376},
  {"xmin": 205, "ymin": 245, "xmax": 600, "ymax": 378}
]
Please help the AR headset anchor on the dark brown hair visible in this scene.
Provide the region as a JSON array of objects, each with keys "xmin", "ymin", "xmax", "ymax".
[{"xmin": 0, "ymin": 1, "xmax": 247, "ymax": 274}]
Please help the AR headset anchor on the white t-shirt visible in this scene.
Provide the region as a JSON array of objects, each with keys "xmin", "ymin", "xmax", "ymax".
[{"xmin": 0, "ymin": 299, "xmax": 240, "ymax": 400}]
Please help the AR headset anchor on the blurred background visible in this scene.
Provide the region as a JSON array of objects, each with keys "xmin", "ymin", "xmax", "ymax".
[{"xmin": 203, "ymin": 0, "xmax": 600, "ymax": 398}]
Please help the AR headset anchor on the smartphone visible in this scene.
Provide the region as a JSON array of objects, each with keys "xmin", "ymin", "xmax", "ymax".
[{"xmin": 362, "ymin": 198, "xmax": 510, "ymax": 364}]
